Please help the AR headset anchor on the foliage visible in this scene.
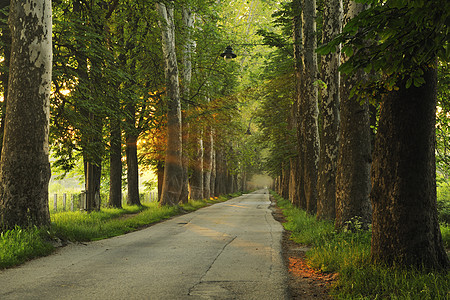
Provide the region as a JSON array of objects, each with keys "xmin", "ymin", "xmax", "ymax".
[
  {"xmin": 437, "ymin": 175, "xmax": 450, "ymax": 224},
  {"xmin": 441, "ymin": 224, "xmax": 450, "ymax": 249},
  {"xmin": 317, "ymin": 0, "xmax": 449, "ymax": 100},
  {"xmin": 0, "ymin": 226, "xmax": 54, "ymax": 269},
  {"xmin": 437, "ymin": 61, "xmax": 450, "ymax": 177},
  {"xmin": 255, "ymin": 73, "xmax": 296, "ymax": 178}
]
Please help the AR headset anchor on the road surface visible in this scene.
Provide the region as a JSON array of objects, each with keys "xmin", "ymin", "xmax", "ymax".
[{"xmin": 0, "ymin": 189, "xmax": 289, "ymax": 299}]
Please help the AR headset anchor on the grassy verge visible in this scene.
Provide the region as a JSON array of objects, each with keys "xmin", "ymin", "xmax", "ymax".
[
  {"xmin": 273, "ymin": 191, "xmax": 450, "ymax": 300},
  {"xmin": 0, "ymin": 193, "xmax": 240, "ymax": 269}
]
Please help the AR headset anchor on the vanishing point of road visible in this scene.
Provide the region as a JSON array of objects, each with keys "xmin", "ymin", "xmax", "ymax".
[{"xmin": 0, "ymin": 189, "xmax": 289, "ymax": 299}]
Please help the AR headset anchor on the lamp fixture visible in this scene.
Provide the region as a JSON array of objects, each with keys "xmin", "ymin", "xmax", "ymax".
[{"xmin": 220, "ymin": 46, "xmax": 237, "ymax": 62}]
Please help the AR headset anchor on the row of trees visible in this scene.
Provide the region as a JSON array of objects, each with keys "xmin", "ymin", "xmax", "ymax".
[
  {"xmin": 0, "ymin": 0, "xmax": 266, "ymax": 230},
  {"xmin": 259, "ymin": 0, "xmax": 448, "ymax": 270}
]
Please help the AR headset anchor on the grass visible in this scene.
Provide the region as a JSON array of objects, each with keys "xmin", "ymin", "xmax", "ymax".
[
  {"xmin": 0, "ymin": 193, "xmax": 239, "ymax": 269},
  {"xmin": 272, "ymin": 191, "xmax": 450, "ymax": 300},
  {"xmin": 0, "ymin": 226, "xmax": 54, "ymax": 269}
]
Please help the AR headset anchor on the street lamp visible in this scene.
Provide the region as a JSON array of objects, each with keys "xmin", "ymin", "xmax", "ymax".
[{"xmin": 220, "ymin": 45, "xmax": 237, "ymax": 62}]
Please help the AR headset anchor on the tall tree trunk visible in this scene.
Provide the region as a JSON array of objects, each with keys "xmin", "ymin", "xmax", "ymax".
[
  {"xmin": 226, "ymin": 168, "xmax": 233, "ymax": 194},
  {"xmin": 109, "ymin": 117, "xmax": 122, "ymax": 208},
  {"xmin": 203, "ymin": 125, "xmax": 213, "ymax": 199},
  {"xmin": 293, "ymin": 0, "xmax": 305, "ymax": 209},
  {"xmin": 157, "ymin": 2, "xmax": 183, "ymax": 206},
  {"xmin": 189, "ymin": 130, "xmax": 204, "ymax": 200},
  {"xmin": 317, "ymin": 0, "xmax": 343, "ymax": 220},
  {"xmin": 0, "ymin": 0, "xmax": 52, "ymax": 229},
  {"xmin": 125, "ymin": 97, "xmax": 140, "ymax": 206},
  {"xmin": 281, "ymin": 163, "xmax": 290, "ymax": 199},
  {"xmin": 179, "ymin": 5, "xmax": 195, "ymax": 204},
  {"xmin": 0, "ymin": 0, "xmax": 11, "ymax": 159},
  {"xmin": 335, "ymin": 1, "xmax": 372, "ymax": 230},
  {"xmin": 126, "ymin": 133, "xmax": 140, "ymax": 206},
  {"xmin": 84, "ymin": 156, "xmax": 102, "ymax": 211},
  {"xmin": 210, "ymin": 148, "xmax": 216, "ymax": 197},
  {"xmin": 288, "ymin": 94, "xmax": 299, "ymax": 205},
  {"xmin": 300, "ymin": 0, "xmax": 320, "ymax": 214},
  {"xmin": 371, "ymin": 65, "xmax": 449, "ymax": 270},
  {"xmin": 157, "ymin": 161, "xmax": 164, "ymax": 202},
  {"xmin": 214, "ymin": 150, "xmax": 225, "ymax": 196}
]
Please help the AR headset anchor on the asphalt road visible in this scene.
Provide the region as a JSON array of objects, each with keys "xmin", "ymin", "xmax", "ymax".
[{"xmin": 0, "ymin": 189, "xmax": 289, "ymax": 300}]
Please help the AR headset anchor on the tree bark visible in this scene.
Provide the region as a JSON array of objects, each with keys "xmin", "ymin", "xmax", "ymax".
[
  {"xmin": 108, "ymin": 113, "xmax": 122, "ymax": 208},
  {"xmin": 335, "ymin": 1, "xmax": 372, "ymax": 230},
  {"xmin": 157, "ymin": 161, "xmax": 164, "ymax": 202},
  {"xmin": 300, "ymin": 0, "xmax": 320, "ymax": 214},
  {"xmin": 371, "ymin": 65, "xmax": 449, "ymax": 270},
  {"xmin": 317, "ymin": 0, "xmax": 342, "ymax": 220},
  {"xmin": 126, "ymin": 133, "xmax": 140, "ymax": 206},
  {"xmin": 179, "ymin": 5, "xmax": 195, "ymax": 204},
  {"xmin": 293, "ymin": 0, "xmax": 305, "ymax": 209},
  {"xmin": 0, "ymin": 0, "xmax": 11, "ymax": 159},
  {"xmin": 281, "ymin": 163, "xmax": 290, "ymax": 199},
  {"xmin": 157, "ymin": 2, "xmax": 183, "ymax": 206},
  {"xmin": 203, "ymin": 125, "xmax": 213, "ymax": 199},
  {"xmin": 84, "ymin": 157, "xmax": 102, "ymax": 211},
  {"xmin": 210, "ymin": 148, "xmax": 216, "ymax": 197},
  {"xmin": 189, "ymin": 130, "xmax": 204, "ymax": 200},
  {"xmin": 214, "ymin": 150, "xmax": 225, "ymax": 196},
  {"xmin": 0, "ymin": 0, "xmax": 52, "ymax": 229}
]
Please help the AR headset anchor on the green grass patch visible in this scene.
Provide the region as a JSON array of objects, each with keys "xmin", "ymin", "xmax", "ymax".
[
  {"xmin": 50, "ymin": 203, "xmax": 179, "ymax": 242},
  {"xmin": 272, "ymin": 191, "xmax": 450, "ymax": 300},
  {"xmin": 0, "ymin": 226, "xmax": 54, "ymax": 269}
]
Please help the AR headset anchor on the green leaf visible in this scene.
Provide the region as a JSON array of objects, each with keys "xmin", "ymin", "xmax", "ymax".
[
  {"xmin": 413, "ymin": 76, "xmax": 426, "ymax": 87},
  {"xmin": 406, "ymin": 77, "xmax": 413, "ymax": 89}
]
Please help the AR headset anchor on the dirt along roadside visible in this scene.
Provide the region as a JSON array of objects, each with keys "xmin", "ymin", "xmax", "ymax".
[{"xmin": 270, "ymin": 197, "xmax": 335, "ymax": 299}]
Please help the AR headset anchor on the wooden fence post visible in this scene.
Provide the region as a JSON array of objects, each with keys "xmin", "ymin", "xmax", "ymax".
[
  {"xmin": 63, "ymin": 193, "xmax": 67, "ymax": 211},
  {"xmin": 53, "ymin": 194, "xmax": 58, "ymax": 211}
]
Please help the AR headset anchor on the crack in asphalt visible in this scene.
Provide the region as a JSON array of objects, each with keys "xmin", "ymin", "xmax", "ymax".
[{"xmin": 188, "ymin": 234, "xmax": 237, "ymax": 296}]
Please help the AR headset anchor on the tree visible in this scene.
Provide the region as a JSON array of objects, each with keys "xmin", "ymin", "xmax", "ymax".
[
  {"xmin": 179, "ymin": 4, "xmax": 194, "ymax": 204},
  {"xmin": 157, "ymin": 1, "xmax": 183, "ymax": 206},
  {"xmin": 371, "ymin": 65, "xmax": 448, "ymax": 269},
  {"xmin": 299, "ymin": 0, "xmax": 320, "ymax": 214},
  {"xmin": 0, "ymin": 0, "xmax": 52, "ymax": 229},
  {"xmin": 51, "ymin": 0, "xmax": 117, "ymax": 211},
  {"xmin": 189, "ymin": 123, "xmax": 204, "ymax": 200},
  {"xmin": 317, "ymin": 0, "xmax": 342, "ymax": 220},
  {"xmin": 334, "ymin": 1, "xmax": 372, "ymax": 230},
  {"xmin": 321, "ymin": 0, "xmax": 449, "ymax": 269}
]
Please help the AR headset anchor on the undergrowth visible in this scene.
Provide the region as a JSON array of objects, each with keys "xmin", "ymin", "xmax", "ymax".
[
  {"xmin": 272, "ymin": 191, "xmax": 450, "ymax": 300},
  {"xmin": 0, "ymin": 193, "xmax": 238, "ymax": 269},
  {"xmin": 0, "ymin": 226, "xmax": 53, "ymax": 269}
]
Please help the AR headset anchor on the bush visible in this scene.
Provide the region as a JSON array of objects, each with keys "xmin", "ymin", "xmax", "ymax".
[{"xmin": 437, "ymin": 178, "xmax": 450, "ymax": 224}]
